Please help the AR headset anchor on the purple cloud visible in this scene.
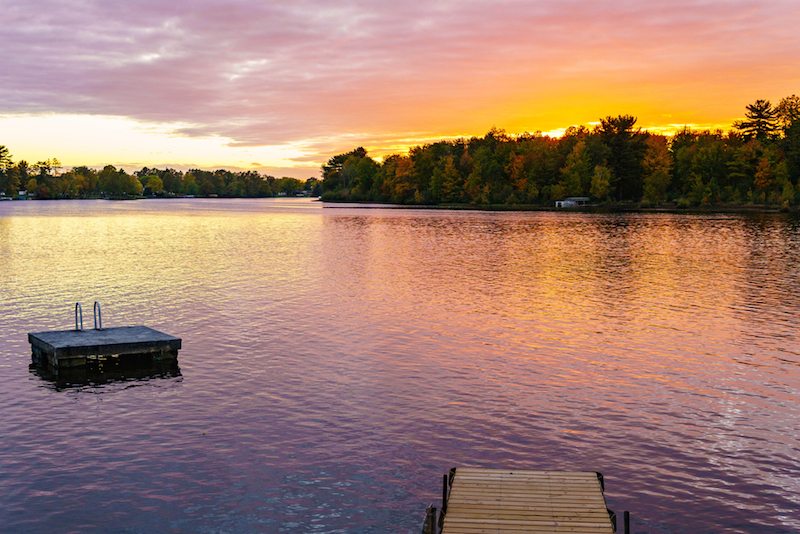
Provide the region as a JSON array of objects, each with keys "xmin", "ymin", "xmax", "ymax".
[{"xmin": 1, "ymin": 0, "xmax": 798, "ymax": 159}]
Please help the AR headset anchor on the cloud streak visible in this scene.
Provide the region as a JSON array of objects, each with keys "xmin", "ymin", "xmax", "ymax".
[{"xmin": 1, "ymin": 0, "xmax": 798, "ymax": 170}]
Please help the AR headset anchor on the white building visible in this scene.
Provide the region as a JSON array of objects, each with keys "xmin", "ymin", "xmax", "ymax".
[{"xmin": 555, "ymin": 197, "xmax": 590, "ymax": 208}]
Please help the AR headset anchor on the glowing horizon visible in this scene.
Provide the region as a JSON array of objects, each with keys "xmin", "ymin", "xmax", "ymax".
[
  {"xmin": 1, "ymin": 1, "xmax": 798, "ymax": 177},
  {"xmin": 0, "ymin": 113, "xmax": 745, "ymax": 176}
]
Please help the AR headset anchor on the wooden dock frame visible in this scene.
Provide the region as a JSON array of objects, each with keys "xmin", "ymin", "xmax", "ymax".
[
  {"xmin": 424, "ymin": 467, "xmax": 628, "ymax": 534},
  {"xmin": 29, "ymin": 326, "xmax": 182, "ymax": 369}
]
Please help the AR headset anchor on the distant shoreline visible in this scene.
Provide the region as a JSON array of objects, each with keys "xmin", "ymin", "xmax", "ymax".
[
  {"xmin": 320, "ymin": 199, "xmax": 794, "ymax": 215},
  {"xmin": 6, "ymin": 192, "xmax": 792, "ymax": 216},
  {"xmin": 3, "ymin": 196, "xmax": 795, "ymax": 215},
  {"xmin": 0, "ymin": 195, "xmax": 316, "ymax": 202}
]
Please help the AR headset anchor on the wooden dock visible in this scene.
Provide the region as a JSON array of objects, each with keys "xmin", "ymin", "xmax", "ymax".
[
  {"xmin": 29, "ymin": 326, "xmax": 181, "ymax": 369},
  {"xmin": 437, "ymin": 467, "xmax": 616, "ymax": 534}
]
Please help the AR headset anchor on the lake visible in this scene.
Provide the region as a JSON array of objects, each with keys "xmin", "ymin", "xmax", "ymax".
[{"xmin": 1, "ymin": 199, "xmax": 798, "ymax": 533}]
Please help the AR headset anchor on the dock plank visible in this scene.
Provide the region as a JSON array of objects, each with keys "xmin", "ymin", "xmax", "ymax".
[{"xmin": 442, "ymin": 468, "xmax": 614, "ymax": 534}]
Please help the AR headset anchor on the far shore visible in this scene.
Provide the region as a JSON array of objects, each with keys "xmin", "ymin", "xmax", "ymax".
[
  {"xmin": 320, "ymin": 199, "xmax": 795, "ymax": 215},
  {"xmin": 3, "ymin": 195, "xmax": 796, "ymax": 215}
]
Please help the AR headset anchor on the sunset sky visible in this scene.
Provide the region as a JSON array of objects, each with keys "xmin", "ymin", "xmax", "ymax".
[{"xmin": 1, "ymin": 0, "xmax": 798, "ymax": 178}]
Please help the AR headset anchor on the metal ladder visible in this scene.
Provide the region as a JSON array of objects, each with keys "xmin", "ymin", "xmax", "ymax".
[{"xmin": 74, "ymin": 301, "xmax": 103, "ymax": 331}]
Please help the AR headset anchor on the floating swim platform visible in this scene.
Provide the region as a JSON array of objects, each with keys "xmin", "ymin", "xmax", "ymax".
[{"xmin": 29, "ymin": 325, "xmax": 181, "ymax": 369}]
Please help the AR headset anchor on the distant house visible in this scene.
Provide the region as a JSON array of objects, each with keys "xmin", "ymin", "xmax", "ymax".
[{"xmin": 555, "ymin": 197, "xmax": 590, "ymax": 208}]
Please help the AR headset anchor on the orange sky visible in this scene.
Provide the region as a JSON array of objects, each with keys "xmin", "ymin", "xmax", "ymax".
[{"xmin": 1, "ymin": 1, "xmax": 798, "ymax": 177}]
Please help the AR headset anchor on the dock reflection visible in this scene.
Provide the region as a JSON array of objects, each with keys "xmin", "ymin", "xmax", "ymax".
[{"xmin": 30, "ymin": 354, "xmax": 181, "ymax": 390}]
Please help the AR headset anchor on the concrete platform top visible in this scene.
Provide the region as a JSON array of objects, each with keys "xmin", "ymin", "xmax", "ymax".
[{"xmin": 29, "ymin": 326, "xmax": 181, "ymax": 358}]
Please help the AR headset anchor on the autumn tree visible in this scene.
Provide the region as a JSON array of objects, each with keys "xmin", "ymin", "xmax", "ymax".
[
  {"xmin": 98, "ymin": 165, "xmax": 117, "ymax": 194},
  {"xmin": 342, "ymin": 153, "xmax": 379, "ymax": 199},
  {"xmin": 375, "ymin": 154, "xmax": 415, "ymax": 203},
  {"xmin": 99, "ymin": 165, "xmax": 142, "ymax": 197},
  {"xmin": 183, "ymin": 172, "xmax": 199, "ymax": 195},
  {"xmin": 590, "ymin": 164, "xmax": 612, "ymax": 200},
  {"xmin": 0, "ymin": 145, "xmax": 17, "ymax": 195},
  {"xmin": 775, "ymin": 95, "xmax": 800, "ymax": 131},
  {"xmin": 160, "ymin": 168, "xmax": 184, "ymax": 194},
  {"xmin": 70, "ymin": 166, "xmax": 98, "ymax": 196},
  {"xmin": 773, "ymin": 96, "xmax": 800, "ymax": 184},
  {"xmin": 775, "ymin": 161, "xmax": 794, "ymax": 206},
  {"xmin": 429, "ymin": 153, "xmax": 459, "ymax": 203},
  {"xmin": 753, "ymin": 157, "xmax": 774, "ymax": 204},
  {"xmin": 321, "ymin": 147, "xmax": 367, "ymax": 195},
  {"xmin": 464, "ymin": 146, "xmax": 495, "ymax": 204},
  {"xmin": 725, "ymin": 141, "xmax": 757, "ymax": 202},
  {"xmin": 782, "ymin": 121, "xmax": 800, "ymax": 185},
  {"xmin": 558, "ymin": 139, "xmax": 592, "ymax": 197},
  {"xmin": 143, "ymin": 175, "xmax": 164, "ymax": 195},
  {"xmin": 641, "ymin": 136, "xmax": 672, "ymax": 205}
]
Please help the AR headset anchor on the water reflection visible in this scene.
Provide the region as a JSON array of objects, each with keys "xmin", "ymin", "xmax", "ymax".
[
  {"xmin": 1, "ymin": 200, "xmax": 799, "ymax": 532},
  {"xmin": 29, "ymin": 355, "xmax": 181, "ymax": 391}
]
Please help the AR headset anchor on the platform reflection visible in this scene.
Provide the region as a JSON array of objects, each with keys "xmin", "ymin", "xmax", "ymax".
[{"xmin": 30, "ymin": 353, "xmax": 181, "ymax": 390}]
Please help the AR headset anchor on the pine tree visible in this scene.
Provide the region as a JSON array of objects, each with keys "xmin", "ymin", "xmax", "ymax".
[{"xmin": 734, "ymin": 100, "xmax": 779, "ymax": 141}]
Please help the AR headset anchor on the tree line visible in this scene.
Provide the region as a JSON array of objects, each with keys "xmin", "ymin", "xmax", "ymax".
[
  {"xmin": 321, "ymin": 96, "xmax": 800, "ymax": 208},
  {"xmin": 0, "ymin": 154, "xmax": 321, "ymax": 199}
]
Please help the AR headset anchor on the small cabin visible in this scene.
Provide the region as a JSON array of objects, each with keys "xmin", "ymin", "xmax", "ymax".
[{"xmin": 555, "ymin": 196, "xmax": 590, "ymax": 208}]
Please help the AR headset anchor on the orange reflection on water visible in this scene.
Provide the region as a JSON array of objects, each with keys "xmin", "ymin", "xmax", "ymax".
[{"xmin": 1, "ymin": 199, "xmax": 799, "ymax": 532}]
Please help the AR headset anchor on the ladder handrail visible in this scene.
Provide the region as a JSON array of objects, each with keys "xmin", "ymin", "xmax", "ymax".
[
  {"xmin": 93, "ymin": 301, "xmax": 103, "ymax": 330},
  {"xmin": 75, "ymin": 302, "xmax": 83, "ymax": 331}
]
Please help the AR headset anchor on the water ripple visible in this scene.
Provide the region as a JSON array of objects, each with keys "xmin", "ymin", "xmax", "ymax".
[{"xmin": 0, "ymin": 200, "xmax": 799, "ymax": 532}]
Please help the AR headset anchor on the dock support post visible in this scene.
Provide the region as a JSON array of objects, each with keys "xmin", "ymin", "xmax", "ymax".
[
  {"xmin": 438, "ymin": 472, "xmax": 451, "ymax": 531},
  {"xmin": 595, "ymin": 471, "xmax": 605, "ymax": 491},
  {"xmin": 441, "ymin": 473, "xmax": 448, "ymax": 512},
  {"xmin": 624, "ymin": 510, "xmax": 630, "ymax": 533},
  {"xmin": 421, "ymin": 504, "xmax": 437, "ymax": 534}
]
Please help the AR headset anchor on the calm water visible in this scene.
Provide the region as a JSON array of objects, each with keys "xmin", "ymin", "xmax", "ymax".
[{"xmin": 1, "ymin": 199, "xmax": 799, "ymax": 533}]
